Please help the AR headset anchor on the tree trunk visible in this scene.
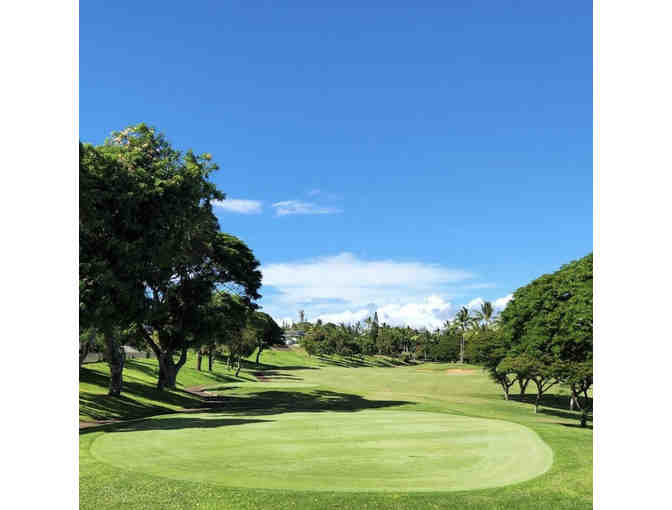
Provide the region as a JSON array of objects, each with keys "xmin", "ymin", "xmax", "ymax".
[
  {"xmin": 235, "ymin": 356, "xmax": 242, "ymax": 377},
  {"xmin": 580, "ymin": 408, "xmax": 588, "ymax": 427},
  {"xmin": 570, "ymin": 394, "xmax": 583, "ymax": 411},
  {"xmin": 533, "ymin": 379, "xmax": 542, "ymax": 413},
  {"xmin": 197, "ymin": 350, "xmax": 202, "ymax": 371},
  {"xmin": 255, "ymin": 344, "xmax": 264, "ymax": 366},
  {"xmin": 518, "ymin": 378, "xmax": 529, "ymax": 399},
  {"xmin": 208, "ymin": 349, "xmax": 213, "ymax": 371},
  {"xmin": 104, "ymin": 329, "xmax": 125, "ymax": 397},
  {"xmin": 459, "ymin": 336, "xmax": 464, "ymax": 364},
  {"xmin": 569, "ymin": 385, "xmax": 582, "ymax": 411},
  {"xmin": 79, "ymin": 341, "xmax": 89, "ymax": 368},
  {"xmin": 156, "ymin": 345, "xmax": 188, "ymax": 391},
  {"xmin": 79, "ymin": 330, "xmax": 95, "ymax": 368},
  {"xmin": 501, "ymin": 381, "xmax": 510, "ymax": 400}
]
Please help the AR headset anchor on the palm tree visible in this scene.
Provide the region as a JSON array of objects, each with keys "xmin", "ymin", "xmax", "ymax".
[
  {"xmin": 476, "ymin": 301, "xmax": 494, "ymax": 330},
  {"xmin": 454, "ymin": 306, "xmax": 472, "ymax": 363}
]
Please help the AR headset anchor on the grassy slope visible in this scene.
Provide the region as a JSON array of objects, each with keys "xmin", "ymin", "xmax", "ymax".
[
  {"xmin": 80, "ymin": 356, "xmax": 253, "ymax": 421},
  {"xmin": 80, "ymin": 349, "xmax": 592, "ymax": 509},
  {"xmin": 79, "ymin": 350, "xmax": 407, "ymax": 421}
]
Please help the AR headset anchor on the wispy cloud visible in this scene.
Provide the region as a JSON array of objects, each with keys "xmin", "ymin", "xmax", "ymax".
[
  {"xmin": 213, "ymin": 199, "xmax": 263, "ymax": 214},
  {"xmin": 272, "ymin": 200, "xmax": 342, "ymax": 216}
]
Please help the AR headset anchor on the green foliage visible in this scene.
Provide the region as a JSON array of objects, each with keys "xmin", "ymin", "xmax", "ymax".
[
  {"xmin": 463, "ymin": 327, "xmax": 497, "ymax": 365},
  {"xmin": 430, "ymin": 330, "xmax": 460, "ymax": 362},
  {"xmin": 469, "ymin": 254, "xmax": 592, "ymax": 418},
  {"xmin": 80, "ymin": 124, "xmax": 262, "ymax": 392},
  {"xmin": 499, "ymin": 253, "xmax": 593, "ymax": 363}
]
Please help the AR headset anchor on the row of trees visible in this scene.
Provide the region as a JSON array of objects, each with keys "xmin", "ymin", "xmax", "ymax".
[
  {"xmin": 471, "ymin": 254, "xmax": 593, "ymax": 425},
  {"xmin": 297, "ymin": 301, "xmax": 498, "ymax": 363},
  {"xmin": 80, "ymin": 124, "xmax": 278, "ymax": 395}
]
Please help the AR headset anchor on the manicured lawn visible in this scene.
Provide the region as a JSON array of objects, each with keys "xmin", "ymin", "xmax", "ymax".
[
  {"xmin": 80, "ymin": 349, "xmax": 592, "ymax": 509},
  {"xmin": 89, "ymin": 410, "xmax": 552, "ymax": 492}
]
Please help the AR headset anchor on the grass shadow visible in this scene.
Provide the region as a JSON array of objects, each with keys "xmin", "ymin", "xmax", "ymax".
[
  {"xmin": 240, "ymin": 358, "xmax": 320, "ymax": 371},
  {"xmin": 200, "ymin": 389, "xmax": 413, "ymax": 416},
  {"xmin": 508, "ymin": 392, "xmax": 593, "ymax": 412},
  {"xmin": 314, "ymin": 356, "xmax": 418, "ymax": 369},
  {"xmin": 540, "ymin": 407, "xmax": 593, "ymax": 423},
  {"xmin": 79, "ymin": 415, "xmax": 273, "ymax": 435},
  {"xmin": 560, "ymin": 422, "xmax": 593, "ymax": 430},
  {"xmin": 253, "ymin": 370, "xmax": 303, "ymax": 381},
  {"xmin": 80, "ymin": 368, "xmax": 203, "ymax": 421}
]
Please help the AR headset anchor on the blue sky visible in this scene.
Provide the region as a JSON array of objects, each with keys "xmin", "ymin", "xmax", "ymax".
[{"xmin": 80, "ymin": 1, "xmax": 592, "ymax": 328}]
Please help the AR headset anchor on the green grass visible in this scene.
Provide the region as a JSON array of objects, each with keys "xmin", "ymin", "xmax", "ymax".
[
  {"xmin": 90, "ymin": 410, "xmax": 552, "ymax": 492},
  {"xmin": 79, "ymin": 356, "xmax": 255, "ymax": 422},
  {"xmin": 80, "ymin": 348, "xmax": 592, "ymax": 509}
]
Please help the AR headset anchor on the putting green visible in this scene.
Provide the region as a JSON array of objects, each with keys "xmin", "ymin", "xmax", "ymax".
[{"xmin": 90, "ymin": 410, "xmax": 552, "ymax": 492}]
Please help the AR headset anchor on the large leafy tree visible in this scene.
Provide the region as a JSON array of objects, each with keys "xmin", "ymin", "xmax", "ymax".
[
  {"xmin": 138, "ymin": 230, "xmax": 262, "ymax": 390},
  {"xmin": 246, "ymin": 311, "xmax": 284, "ymax": 366},
  {"xmin": 497, "ymin": 253, "xmax": 593, "ymax": 419},
  {"xmin": 499, "ymin": 254, "xmax": 593, "ymax": 362},
  {"xmin": 80, "ymin": 141, "xmax": 155, "ymax": 395},
  {"xmin": 81, "ymin": 124, "xmax": 262, "ymax": 393}
]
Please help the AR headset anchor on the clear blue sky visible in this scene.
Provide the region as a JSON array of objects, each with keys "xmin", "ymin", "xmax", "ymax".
[{"xmin": 80, "ymin": 1, "xmax": 592, "ymax": 327}]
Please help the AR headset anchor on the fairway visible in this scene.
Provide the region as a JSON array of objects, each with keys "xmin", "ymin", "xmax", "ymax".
[{"xmin": 90, "ymin": 410, "xmax": 552, "ymax": 492}]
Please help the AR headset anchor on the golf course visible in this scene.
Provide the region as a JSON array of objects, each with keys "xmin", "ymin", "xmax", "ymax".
[{"xmin": 79, "ymin": 349, "xmax": 592, "ymax": 509}]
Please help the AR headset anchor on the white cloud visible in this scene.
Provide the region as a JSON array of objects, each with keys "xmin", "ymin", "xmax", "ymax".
[
  {"xmin": 260, "ymin": 252, "xmax": 489, "ymax": 327},
  {"xmin": 272, "ymin": 200, "xmax": 342, "ymax": 216},
  {"xmin": 213, "ymin": 199, "xmax": 263, "ymax": 214},
  {"xmin": 289, "ymin": 293, "xmax": 513, "ymax": 331},
  {"xmin": 466, "ymin": 297, "xmax": 485, "ymax": 310},
  {"xmin": 494, "ymin": 294, "xmax": 513, "ymax": 309},
  {"xmin": 262, "ymin": 252, "xmax": 473, "ymax": 296}
]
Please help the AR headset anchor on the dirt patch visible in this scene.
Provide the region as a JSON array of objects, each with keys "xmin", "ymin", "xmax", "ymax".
[
  {"xmin": 185, "ymin": 385, "xmax": 217, "ymax": 396},
  {"xmin": 79, "ymin": 419, "xmax": 120, "ymax": 429},
  {"xmin": 445, "ymin": 369, "xmax": 477, "ymax": 375}
]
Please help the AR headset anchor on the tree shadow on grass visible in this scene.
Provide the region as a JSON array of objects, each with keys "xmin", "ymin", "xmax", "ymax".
[
  {"xmin": 503, "ymin": 392, "xmax": 593, "ymax": 426},
  {"xmin": 237, "ymin": 358, "xmax": 319, "ymax": 371},
  {"xmin": 508, "ymin": 392, "xmax": 593, "ymax": 412},
  {"xmin": 79, "ymin": 415, "xmax": 273, "ymax": 436},
  {"xmin": 80, "ymin": 389, "xmax": 412, "ymax": 434},
  {"xmin": 200, "ymin": 389, "xmax": 413, "ymax": 416},
  {"xmin": 80, "ymin": 369, "xmax": 203, "ymax": 421},
  {"xmin": 540, "ymin": 407, "xmax": 593, "ymax": 423},
  {"xmin": 79, "ymin": 388, "xmax": 201, "ymax": 422},
  {"xmin": 560, "ymin": 422, "xmax": 593, "ymax": 431},
  {"xmin": 314, "ymin": 356, "xmax": 417, "ymax": 369},
  {"xmin": 253, "ymin": 370, "xmax": 303, "ymax": 381}
]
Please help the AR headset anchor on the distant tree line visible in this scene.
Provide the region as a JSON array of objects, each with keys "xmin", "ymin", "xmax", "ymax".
[{"xmin": 297, "ymin": 301, "xmax": 500, "ymax": 365}]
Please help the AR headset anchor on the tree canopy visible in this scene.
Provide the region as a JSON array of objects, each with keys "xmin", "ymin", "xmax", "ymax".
[
  {"xmin": 481, "ymin": 253, "xmax": 593, "ymax": 418},
  {"xmin": 80, "ymin": 124, "xmax": 262, "ymax": 393}
]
